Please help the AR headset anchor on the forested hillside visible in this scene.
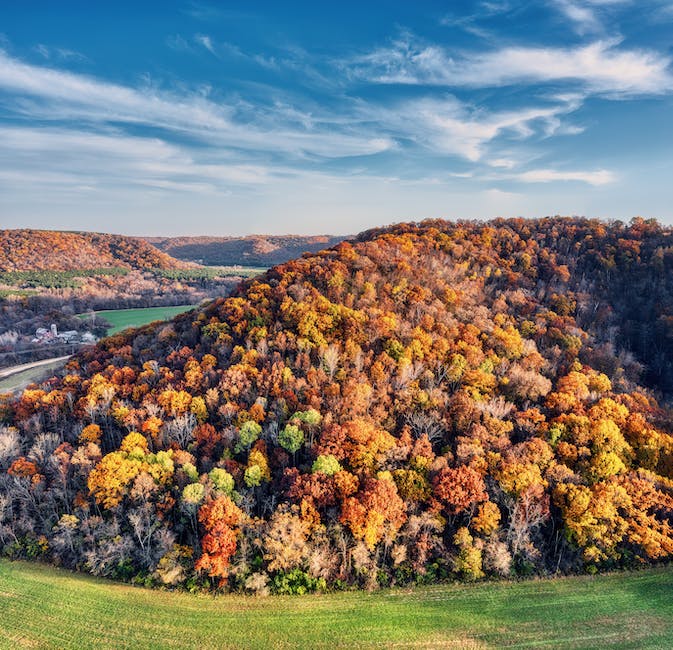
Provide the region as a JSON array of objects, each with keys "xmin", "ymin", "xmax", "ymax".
[
  {"xmin": 2, "ymin": 217, "xmax": 673, "ymax": 593},
  {"xmin": 0, "ymin": 230, "xmax": 188, "ymax": 272},
  {"xmin": 147, "ymin": 235, "xmax": 346, "ymax": 266}
]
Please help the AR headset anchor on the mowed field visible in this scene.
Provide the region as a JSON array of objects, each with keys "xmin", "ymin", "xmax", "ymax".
[
  {"xmin": 82, "ymin": 305, "xmax": 198, "ymax": 335},
  {"xmin": 0, "ymin": 561, "xmax": 672, "ymax": 649}
]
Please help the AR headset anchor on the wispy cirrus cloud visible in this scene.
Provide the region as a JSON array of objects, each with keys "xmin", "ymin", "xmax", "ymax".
[
  {"xmin": 194, "ymin": 34, "xmax": 217, "ymax": 56},
  {"xmin": 0, "ymin": 125, "xmax": 275, "ymax": 195},
  {"xmin": 440, "ymin": 1, "xmax": 515, "ymax": 38},
  {"xmin": 488, "ymin": 158, "xmax": 517, "ymax": 169},
  {"xmin": 0, "ymin": 42, "xmax": 398, "ymax": 201},
  {"xmin": 33, "ymin": 43, "xmax": 88, "ymax": 62},
  {"xmin": 0, "ymin": 46, "xmax": 621, "ymax": 198},
  {"xmin": 552, "ymin": 0, "xmax": 634, "ymax": 34},
  {"xmin": 166, "ymin": 34, "xmax": 191, "ymax": 52},
  {"xmin": 0, "ymin": 49, "xmax": 393, "ymax": 160},
  {"xmin": 365, "ymin": 94, "xmax": 584, "ymax": 162},
  {"xmin": 0, "ymin": 5, "xmax": 661, "ymax": 222},
  {"xmin": 188, "ymin": 34, "xmax": 282, "ymax": 69},
  {"xmin": 554, "ymin": 0, "xmax": 602, "ymax": 33},
  {"xmin": 516, "ymin": 168, "xmax": 616, "ymax": 185},
  {"xmin": 0, "ymin": 48, "xmax": 234, "ymax": 132},
  {"xmin": 350, "ymin": 36, "xmax": 673, "ymax": 96},
  {"xmin": 183, "ymin": 2, "xmax": 226, "ymax": 22}
]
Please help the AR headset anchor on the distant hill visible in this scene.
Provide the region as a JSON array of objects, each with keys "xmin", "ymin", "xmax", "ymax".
[
  {"xmin": 0, "ymin": 230, "xmax": 189, "ymax": 272},
  {"xmin": 145, "ymin": 234, "xmax": 348, "ymax": 266}
]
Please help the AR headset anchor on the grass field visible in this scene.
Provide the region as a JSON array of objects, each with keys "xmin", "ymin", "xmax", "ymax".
[
  {"xmin": 213, "ymin": 265, "xmax": 267, "ymax": 278},
  {"xmin": 0, "ymin": 561, "xmax": 671, "ymax": 649},
  {"xmin": 80, "ymin": 305, "xmax": 199, "ymax": 335},
  {"xmin": 155, "ymin": 266, "xmax": 267, "ymax": 279}
]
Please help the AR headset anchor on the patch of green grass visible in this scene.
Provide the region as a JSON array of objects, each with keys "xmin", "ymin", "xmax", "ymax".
[
  {"xmin": 152, "ymin": 266, "xmax": 266, "ymax": 280},
  {"xmin": 79, "ymin": 305, "xmax": 198, "ymax": 335},
  {"xmin": 211, "ymin": 265, "xmax": 267, "ymax": 278},
  {"xmin": 0, "ymin": 561, "xmax": 671, "ymax": 649}
]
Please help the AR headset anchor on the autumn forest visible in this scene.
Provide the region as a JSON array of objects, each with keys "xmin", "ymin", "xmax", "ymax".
[{"xmin": 2, "ymin": 217, "xmax": 673, "ymax": 595}]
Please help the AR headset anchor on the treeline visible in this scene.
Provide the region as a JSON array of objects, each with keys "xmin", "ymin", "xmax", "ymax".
[
  {"xmin": 1, "ymin": 217, "xmax": 673, "ymax": 594},
  {"xmin": 1, "ymin": 267, "xmax": 262, "ymax": 292},
  {"xmin": 0, "ymin": 268, "xmax": 129, "ymax": 289}
]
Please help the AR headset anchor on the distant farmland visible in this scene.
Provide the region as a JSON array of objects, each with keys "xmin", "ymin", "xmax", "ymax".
[
  {"xmin": 1, "ymin": 561, "xmax": 672, "ymax": 649},
  {"xmin": 80, "ymin": 305, "xmax": 199, "ymax": 335}
]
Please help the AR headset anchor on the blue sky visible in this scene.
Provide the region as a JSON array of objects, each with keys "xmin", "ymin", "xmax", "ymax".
[{"xmin": 1, "ymin": 1, "xmax": 672, "ymax": 236}]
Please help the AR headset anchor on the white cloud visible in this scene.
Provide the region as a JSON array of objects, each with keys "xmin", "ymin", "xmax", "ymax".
[
  {"xmin": 0, "ymin": 39, "xmax": 639, "ymax": 221},
  {"xmin": 0, "ymin": 123, "xmax": 395, "ymax": 205},
  {"xmin": 552, "ymin": 1, "xmax": 637, "ymax": 35},
  {"xmin": 516, "ymin": 168, "xmax": 616, "ymax": 185},
  {"xmin": 352, "ymin": 37, "xmax": 673, "ymax": 96},
  {"xmin": 488, "ymin": 158, "xmax": 517, "ymax": 169},
  {"xmin": 166, "ymin": 34, "xmax": 191, "ymax": 52},
  {"xmin": 132, "ymin": 178, "xmax": 220, "ymax": 193},
  {"xmin": 0, "ymin": 50, "xmax": 394, "ymax": 160},
  {"xmin": 377, "ymin": 94, "xmax": 583, "ymax": 162},
  {"xmin": 195, "ymin": 34, "xmax": 216, "ymax": 55},
  {"xmin": 554, "ymin": 1, "xmax": 602, "ymax": 33},
  {"xmin": 32, "ymin": 43, "xmax": 88, "ymax": 62},
  {"xmin": 35, "ymin": 44, "xmax": 51, "ymax": 59},
  {"xmin": 440, "ymin": 2, "xmax": 514, "ymax": 38},
  {"xmin": 0, "ymin": 49, "xmax": 234, "ymax": 131},
  {"xmin": 0, "ymin": 126, "xmax": 272, "ymax": 196},
  {"xmin": 0, "ymin": 48, "xmax": 600, "ymax": 200},
  {"xmin": 485, "ymin": 187, "xmax": 522, "ymax": 198},
  {"xmin": 0, "ymin": 126, "xmax": 178, "ymax": 160}
]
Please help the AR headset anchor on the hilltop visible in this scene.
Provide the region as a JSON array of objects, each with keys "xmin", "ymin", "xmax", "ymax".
[
  {"xmin": 0, "ymin": 230, "xmax": 189, "ymax": 272},
  {"xmin": 146, "ymin": 234, "xmax": 347, "ymax": 266},
  {"xmin": 1, "ymin": 216, "xmax": 673, "ymax": 593}
]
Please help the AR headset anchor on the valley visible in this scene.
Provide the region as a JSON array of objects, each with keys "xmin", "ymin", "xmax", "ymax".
[{"xmin": 0, "ymin": 232, "xmax": 270, "ymax": 370}]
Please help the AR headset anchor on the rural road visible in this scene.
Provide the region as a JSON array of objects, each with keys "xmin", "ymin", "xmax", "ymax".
[{"xmin": 0, "ymin": 355, "xmax": 72, "ymax": 380}]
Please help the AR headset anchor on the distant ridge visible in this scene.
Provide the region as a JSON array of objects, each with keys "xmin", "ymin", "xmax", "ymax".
[
  {"xmin": 145, "ymin": 234, "xmax": 348, "ymax": 266},
  {"xmin": 0, "ymin": 229, "xmax": 190, "ymax": 272}
]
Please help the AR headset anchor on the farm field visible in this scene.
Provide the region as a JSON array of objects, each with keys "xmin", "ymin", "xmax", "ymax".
[
  {"xmin": 153, "ymin": 265, "xmax": 267, "ymax": 280},
  {"xmin": 80, "ymin": 305, "xmax": 199, "ymax": 335},
  {"xmin": 196, "ymin": 265, "xmax": 267, "ymax": 278},
  {"xmin": 0, "ymin": 561, "xmax": 671, "ymax": 649}
]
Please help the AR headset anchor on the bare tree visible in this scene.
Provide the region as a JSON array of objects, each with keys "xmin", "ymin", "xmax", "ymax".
[
  {"xmin": 163, "ymin": 412, "xmax": 196, "ymax": 447},
  {"xmin": 322, "ymin": 344, "xmax": 340, "ymax": 380},
  {"xmin": 405, "ymin": 412, "xmax": 444, "ymax": 442}
]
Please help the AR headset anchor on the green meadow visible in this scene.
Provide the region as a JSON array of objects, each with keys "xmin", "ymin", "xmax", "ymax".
[
  {"xmin": 80, "ymin": 305, "xmax": 198, "ymax": 335},
  {"xmin": 0, "ymin": 560, "xmax": 671, "ymax": 649}
]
